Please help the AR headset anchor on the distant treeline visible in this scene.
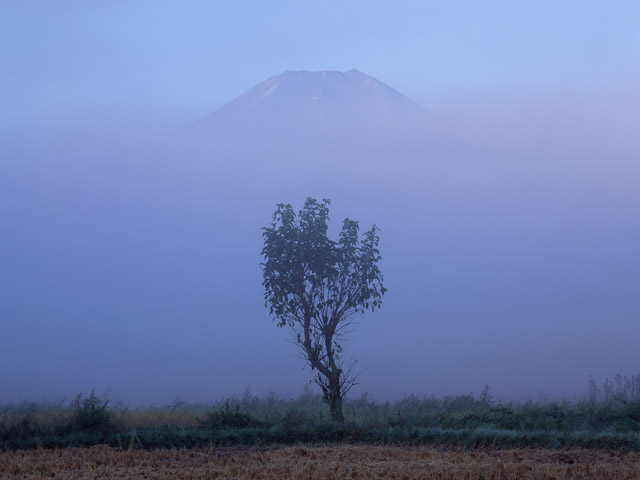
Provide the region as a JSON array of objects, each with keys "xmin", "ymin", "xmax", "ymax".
[{"xmin": 2, "ymin": 375, "xmax": 640, "ymax": 451}]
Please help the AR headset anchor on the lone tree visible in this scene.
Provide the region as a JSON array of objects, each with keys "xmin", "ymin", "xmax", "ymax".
[{"xmin": 261, "ymin": 197, "xmax": 385, "ymax": 422}]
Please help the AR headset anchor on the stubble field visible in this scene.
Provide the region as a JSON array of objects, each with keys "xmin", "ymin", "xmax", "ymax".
[{"xmin": 2, "ymin": 445, "xmax": 639, "ymax": 479}]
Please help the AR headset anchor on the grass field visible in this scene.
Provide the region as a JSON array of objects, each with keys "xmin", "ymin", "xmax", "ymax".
[
  {"xmin": 2, "ymin": 445, "xmax": 640, "ymax": 479},
  {"xmin": 3, "ymin": 384, "xmax": 640, "ymax": 451}
]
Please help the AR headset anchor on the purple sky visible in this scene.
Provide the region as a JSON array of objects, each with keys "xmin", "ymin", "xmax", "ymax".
[{"xmin": 1, "ymin": 1, "xmax": 639, "ymax": 405}]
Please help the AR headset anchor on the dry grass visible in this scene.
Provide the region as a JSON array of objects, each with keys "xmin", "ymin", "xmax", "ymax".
[
  {"xmin": 0, "ymin": 409, "xmax": 72, "ymax": 430},
  {"xmin": 2, "ymin": 445, "xmax": 639, "ymax": 479},
  {"xmin": 111, "ymin": 409, "xmax": 201, "ymax": 428},
  {"xmin": 0, "ymin": 407, "xmax": 202, "ymax": 431}
]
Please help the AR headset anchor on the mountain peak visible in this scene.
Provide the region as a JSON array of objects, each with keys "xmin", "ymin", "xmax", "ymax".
[{"xmin": 198, "ymin": 69, "xmax": 428, "ymax": 128}]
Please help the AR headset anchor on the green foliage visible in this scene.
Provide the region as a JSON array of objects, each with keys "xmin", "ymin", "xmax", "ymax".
[{"xmin": 262, "ymin": 198, "xmax": 385, "ymax": 329}]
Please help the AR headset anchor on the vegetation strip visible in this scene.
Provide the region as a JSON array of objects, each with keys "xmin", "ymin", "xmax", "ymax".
[{"xmin": 2, "ymin": 388, "xmax": 640, "ymax": 451}]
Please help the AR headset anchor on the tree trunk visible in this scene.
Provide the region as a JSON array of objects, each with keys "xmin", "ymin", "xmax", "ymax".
[
  {"xmin": 327, "ymin": 379, "xmax": 344, "ymax": 423},
  {"xmin": 329, "ymin": 393, "xmax": 344, "ymax": 423}
]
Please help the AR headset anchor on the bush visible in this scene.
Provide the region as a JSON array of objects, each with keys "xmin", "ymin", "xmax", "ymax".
[
  {"xmin": 198, "ymin": 402, "xmax": 262, "ymax": 430},
  {"xmin": 73, "ymin": 390, "xmax": 113, "ymax": 434}
]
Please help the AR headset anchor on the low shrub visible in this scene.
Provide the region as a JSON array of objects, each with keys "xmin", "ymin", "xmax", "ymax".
[
  {"xmin": 73, "ymin": 391, "xmax": 113, "ymax": 434},
  {"xmin": 198, "ymin": 402, "xmax": 262, "ymax": 430}
]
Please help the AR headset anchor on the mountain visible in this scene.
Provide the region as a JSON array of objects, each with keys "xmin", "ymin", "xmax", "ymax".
[{"xmin": 192, "ymin": 70, "xmax": 432, "ymax": 141}]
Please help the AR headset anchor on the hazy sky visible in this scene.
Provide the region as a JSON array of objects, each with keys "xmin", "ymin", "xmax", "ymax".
[
  {"xmin": 2, "ymin": 1, "xmax": 639, "ymax": 128},
  {"xmin": 1, "ymin": 1, "xmax": 639, "ymax": 405}
]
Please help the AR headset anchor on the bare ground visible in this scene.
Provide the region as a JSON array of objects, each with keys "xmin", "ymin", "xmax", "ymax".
[{"xmin": 2, "ymin": 445, "xmax": 640, "ymax": 479}]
